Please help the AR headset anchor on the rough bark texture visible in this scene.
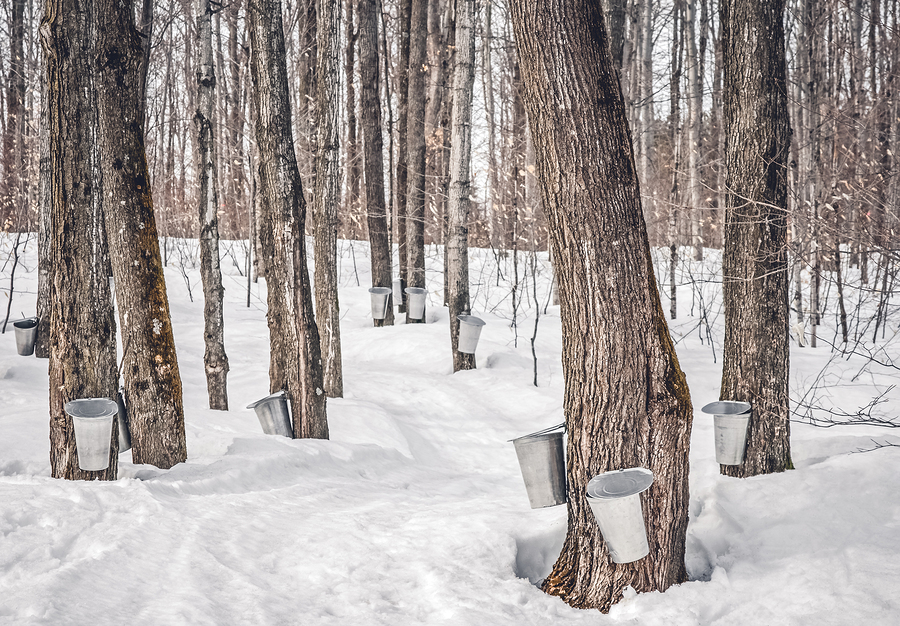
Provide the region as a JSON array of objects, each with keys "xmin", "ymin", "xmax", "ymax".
[
  {"xmin": 358, "ymin": 0, "xmax": 394, "ymax": 327},
  {"xmin": 1, "ymin": 0, "xmax": 26, "ymax": 228},
  {"xmin": 96, "ymin": 0, "xmax": 187, "ymax": 469},
  {"xmin": 35, "ymin": 58, "xmax": 52, "ymax": 359},
  {"xmin": 248, "ymin": 0, "xmax": 328, "ymax": 439},
  {"xmin": 195, "ymin": 0, "xmax": 230, "ymax": 411},
  {"xmin": 42, "ymin": 0, "xmax": 119, "ymax": 480},
  {"xmin": 405, "ymin": 0, "xmax": 428, "ymax": 323},
  {"xmin": 447, "ymin": 0, "xmax": 475, "ymax": 372},
  {"xmin": 720, "ymin": 0, "xmax": 792, "ymax": 477},
  {"xmin": 510, "ymin": 0, "xmax": 693, "ymax": 612},
  {"xmin": 396, "ymin": 0, "xmax": 412, "ymax": 312},
  {"xmin": 314, "ymin": 0, "xmax": 344, "ymax": 396}
]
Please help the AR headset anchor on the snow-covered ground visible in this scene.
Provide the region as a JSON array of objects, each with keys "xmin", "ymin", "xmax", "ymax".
[{"xmin": 2, "ymin": 236, "xmax": 899, "ymax": 625}]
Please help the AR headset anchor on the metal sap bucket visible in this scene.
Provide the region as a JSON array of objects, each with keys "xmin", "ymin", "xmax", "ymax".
[
  {"xmin": 457, "ymin": 315, "xmax": 486, "ymax": 354},
  {"xmin": 392, "ymin": 279, "xmax": 403, "ymax": 305},
  {"xmin": 511, "ymin": 426, "xmax": 567, "ymax": 508},
  {"xmin": 586, "ymin": 467, "xmax": 654, "ymax": 564},
  {"xmin": 13, "ymin": 317, "xmax": 38, "ymax": 356},
  {"xmin": 368, "ymin": 287, "xmax": 392, "ymax": 320},
  {"xmin": 65, "ymin": 398, "xmax": 118, "ymax": 471},
  {"xmin": 701, "ymin": 401, "xmax": 752, "ymax": 465},
  {"xmin": 247, "ymin": 390, "xmax": 293, "ymax": 437},
  {"xmin": 404, "ymin": 287, "xmax": 427, "ymax": 320},
  {"xmin": 115, "ymin": 387, "xmax": 132, "ymax": 452}
]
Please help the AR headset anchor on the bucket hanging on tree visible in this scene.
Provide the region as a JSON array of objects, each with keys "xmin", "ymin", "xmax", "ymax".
[
  {"xmin": 701, "ymin": 401, "xmax": 751, "ymax": 465},
  {"xmin": 511, "ymin": 424, "xmax": 567, "ymax": 508},
  {"xmin": 65, "ymin": 398, "xmax": 118, "ymax": 471},
  {"xmin": 585, "ymin": 467, "xmax": 654, "ymax": 564}
]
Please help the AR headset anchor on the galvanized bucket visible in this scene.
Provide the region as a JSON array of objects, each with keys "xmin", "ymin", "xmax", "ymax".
[
  {"xmin": 511, "ymin": 425, "xmax": 567, "ymax": 508},
  {"xmin": 115, "ymin": 387, "xmax": 132, "ymax": 452},
  {"xmin": 65, "ymin": 398, "xmax": 118, "ymax": 471},
  {"xmin": 392, "ymin": 279, "xmax": 403, "ymax": 305},
  {"xmin": 13, "ymin": 317, "xmax": 38, "ymax": 356},
  {"xmin": 247, "ymin": 390, "xmax": 293, "ymax": 437},
  {"xmin": 586, "ymin": 467, "xmax": 654, "ymax": 564},
  {"xmin": 368, "ymin": 287, "xmax": 392, "ymax": 320},
  {"xmin": 404, "ymin": 287, "xmax": 427, "ymax": 320},
  {"xmin": 701, "ymin": 401, "xmax": 751, "ymax": 465},
  {"xmin": 457, "ymin": 315, "xmax": 486, "ymax": 354}
]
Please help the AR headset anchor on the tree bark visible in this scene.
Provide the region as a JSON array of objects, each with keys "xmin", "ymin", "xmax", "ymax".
[
  {"xmin": 358, "ymin": 0, "xmax": 394, "ymax": 327},
  {"xmin": 96, "ymin": 0, "xmax": 188, "ymax": 469},
  {"xmin": 510, "ymin": 0, "xmax": 693, "ymax": 612},
  {"xmin": 195, "ymin": 0, "xmax": 230, "ymax": 411},
  {"xmin": 686, "ymin": 0, "xmax": 704, "ymax": 261},
  {"xmin": 42, "ymin": 0, "xmax": 119, "ymax": 480},
  {"xmin": 35, "ymin": 50, "xmax": 51, "ymax": 359},
  {"xmin": 720, "ymin": 0, "xmax": 792, "ymax": 477},
  {"xmin": 396, "ymin": 0, "xmax": 412, "ymax": 312},
  {"xmin": 344, "ymin": 0, "xmax": 362, "ymax": 239},
  {"xmin": 314, "ymin": 0, "xmax": 345, "ymax": 395},
  {"xmin": 248, "ymin": 0, "xmax": 328, "ymax": 439},
  {"xmin": 447, "ymin": 0, "xmax": 475, "ymax": 372},
  {"xmin": 406, "ymin": 0, "xmax": 428, "ymax": 322},
  {"xmin": 2, "ymin": 0, "xmax": 26, "ymax": 228}
]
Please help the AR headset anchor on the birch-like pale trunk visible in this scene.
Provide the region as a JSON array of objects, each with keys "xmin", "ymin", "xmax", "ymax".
[
  {"xmin": 406, "ymin": 0, "xmax": 428, "ymax": 322},
  {"xmin": 396, "ymin": 0, "xmax": 412, "ymax": 312},
  {"xmin": 686, "ymin": 0, "xmax": 703, "ymax": 261},
  {"xmin": 447, "ymin": 0, "xmax": 475, "ymax": 372},
  {"xmin": 195, "ymin": 0, "xmax": 230, "ymax": 410},
  {"xmin": 314, "ymin": 0, "xmax": 344, "ymax": 396},
  {"xmin": 358, "ymin": 0, "xmax": 394, "ymax": 327}
]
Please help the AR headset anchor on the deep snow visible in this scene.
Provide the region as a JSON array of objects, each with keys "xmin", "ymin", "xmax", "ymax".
[{"xmin": 1, "ymin": 236, "xmax": 899, "ymax": 625}]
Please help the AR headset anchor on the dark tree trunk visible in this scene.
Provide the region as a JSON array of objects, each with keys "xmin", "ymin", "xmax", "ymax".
[
  {"xmin": 248, "ymin": 0, "xmax": 328, "ymax": 439},
  {"xmin": 510, "ymin": 0, "xmax": 693, "ymax": 612},
  {"xmin": 406, "ymin": 0, "xmax": 428, "ymax": 323},
  {"xmin": 344, "ymin": 0, "xmax": 362, "ymax": 239},
  {"xmin": 2, "ymin": 0, "xmax": 26, "ymax": 227},
  {"xmin": 195, "ymin": 0, "xmax": 230, "ymax": 410},
  {"xmin": 358, "ymin": 0, "xmax": 394, "ymax": 327},
  {"xmin": 96, "ymin": 0, "xmax": 188, "ymax": 469},
  {"xmin": 719, "ymin": 0, "xmax": 792, "ymax": 477},
  {"xmin": 42, "ymin": 0, "xmax": 119, "ymax": 480},
  {"xmin": 447, "ymin": 0, "xmax": 475, "ymax": 372},
  {"xmin": 314, "ymin": 0, "xmax": 345, "ymax": 395},
  {"xmin": 396, "ymin": 0, "xmax": 412, "ymax": 312},
  {"xmin": 35, "ymin": 51, "xmax": 51, "ymax": 359}
]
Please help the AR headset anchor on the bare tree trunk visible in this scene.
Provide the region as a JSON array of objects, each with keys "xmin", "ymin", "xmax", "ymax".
[
  {"xmin": 35, "ymin": 51, "xmax": 51, "ymax": 359},
  {"xmin": 396, "ymin": 0, "xmax": 412, "ymax": 312},
  {"xmin": 668, "ymin": 0, "xmax": 684, "ymax": 320},
  {"xmin": 510, "ymin": 0, "xmax": 693, "ymax": 612},
  {"xmin": 482, "ymin": 0, "xmax": 500, "ymax": 249},
  {"xmin": 686, "ymin": 0, "xmax": 703, "ymax": 261},
  {"xmin": 248, "ymin": 0, "xmax": 328, "ymax": 439},
  {"xmin": 314, "ymin": 0, "xmax": 344, "ymax": 396},
  {"xmin": 344, "ymin": 0, "xmax": 362, "ymax": 239},
  {"xmin": 358, "ymin": 0, "xmax": 394, "ymax": 327},
  {"xmin": 406, "ymin": 0, "xmax": 428, "ymax": 322},
  {"xmin": 2, "ymin": 0, "xmax": 26, "ymax": 228},
  {"xmin": 447, "ymin": 0, "xmax": 475, "ymax": 372},
  {"xmin": 195, "ymin": 0, "xmax": 230, "ymax": 410},
  {"xmin": 96, "ymin": 0, "xmax": 187, "ymax": 469},
  {"xmin": 720, "ymin": 0, "xmax": 792, "ymax": 477},
  {"xmin": 42, "ymin": 0, "xmax": 119, "ymax": 480}
]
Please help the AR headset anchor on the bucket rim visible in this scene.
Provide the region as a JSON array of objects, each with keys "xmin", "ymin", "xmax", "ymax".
[
  {"xmin": 700, "ymin": 400, "xmax": 751, "ymax": 416},
  {"xmin": 13, "ymin": 317, "xmax": 39, "ymax": 329},
  {"xmin": 457, "ymin": 314, "xmax": 486, "ymax": 327},
  {"xmin": 586, "ymin": 467, "xmax": 654, "ymax": 500},
  {"xmin": 64, "ymin": 398, "xmax": 119, "ymax": 419},
  {"xmin": 509, "ymin": 422, "xmax": 565, "ymax": 442},
  {"xmin": 368, "ymin": 286, "xmax": 392, "ymax": 295},
  {"xmin": 246, "ymin": 390, "xmax": 287, "ymax": 410},
  {"xmin": 404, "ymin": 287, "xmax": 427, "ymax": 295}
]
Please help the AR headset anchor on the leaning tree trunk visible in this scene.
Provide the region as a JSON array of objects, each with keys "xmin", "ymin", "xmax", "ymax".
[
  {"xmin": 719, "ymin": 0, "xmax": 792, "ymax": 477},
  {"xmin": 43, "ymin": 0, "xmax": 119, "ymax": 480},
  {"xmin": 446, "ymin": 0, "xmax": 475, "ymax": 372},
  {"xmin": 510, "ymin": 0, "xmax": 693, "ymax": 612},
  {"xmin": 96, "ymin": 0, "xmax": 187, "ymax": 469},
  {"xmin": 358, "ymin": 0, "xmax": 394, "ymax": 327},
  {"xmin": 405, "ymin": 0, "xmax": 428, "ymax": 323},
  {"xmin": 195, "ymin": 0, "xmax": 230, "ymax": 410},
  {"xmin": 314, "ymin": 0, "xmax": 344, "ymax": 396},
  {"xmin": 248, "ymin": 0, "xmax": 328, "ymax": 439}
]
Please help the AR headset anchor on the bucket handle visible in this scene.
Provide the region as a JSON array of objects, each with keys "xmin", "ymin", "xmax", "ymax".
[{"xmin": 509, "ymin": 422, "xmax": 565, "ymax": 442}]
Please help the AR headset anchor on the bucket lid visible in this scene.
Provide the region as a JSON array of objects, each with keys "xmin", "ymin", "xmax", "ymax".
[
  {"xmin": 404, "ymin": 287, "xmax": 427, "ymax": 295},
  {"xmin": 457, "ymin": 314, "xmax": 486, "ymax": 327},
  {"xmin": 586, "ymin": 467, "xmax": 654, "ymax": 500},
  {"xmin": 13, "ymin": 317, "xmax": 38, "ymax": 329},
  {"xmin": 64, "ymin": 398, "xmax": 119, "ymax": 419},
  {"xmin": 246, "ymin": 390, "xmax": 287, "ymax": 410},
  {"xmin": 510, "ymin": 422, "xmax": 565, "ymax": 442},
  {"xmin": 368, "ymin": 287, "xmax": 392, "ymax": 295},
  {"xmin": 701, "ymin": 401, "xmax": 751, "ymax": 416}
]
